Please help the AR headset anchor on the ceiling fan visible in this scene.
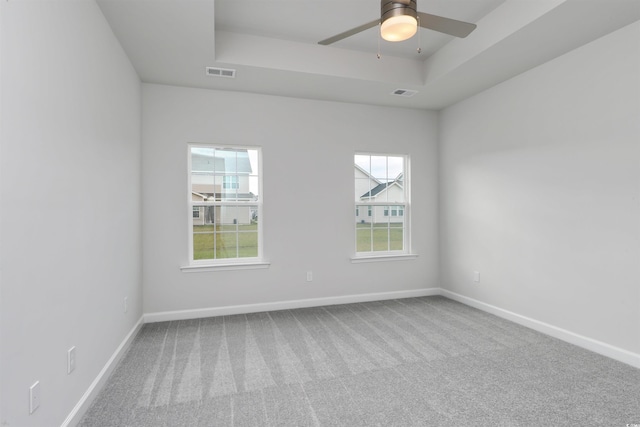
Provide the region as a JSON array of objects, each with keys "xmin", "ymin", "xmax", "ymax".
[{"xmin": 318, "ymin": 0, "xmax": 477, "ymax": 46}]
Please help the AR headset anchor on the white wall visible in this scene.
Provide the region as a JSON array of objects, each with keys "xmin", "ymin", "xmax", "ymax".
[
  {"xmin": 0, "ymin": 1, "xmax": 142, "ymax": 425},
  {"xmin": 439, "ymin": 21, "xmax": 640, "ymax": 355},
  {"xmin": 142, "ymin": 84, "xmax": 438, "ymax": 315},
  {"xmin": 0, "ymin": 1, "xmax": 4, "ymax": 424}
]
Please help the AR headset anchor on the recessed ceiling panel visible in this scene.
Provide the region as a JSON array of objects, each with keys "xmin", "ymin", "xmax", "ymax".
[{"xmin": 215, "ymin": 0, "xmax": 506, "ymax": 60}]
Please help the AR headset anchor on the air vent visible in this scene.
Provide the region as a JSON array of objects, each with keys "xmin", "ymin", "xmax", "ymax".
[
  {"xmin": 391, "ymin": 89, "xmax": 418, "ymax": 97},
  {"xmin": 206, "ymin": 67, "xmax": 236, "ymax": 78}
]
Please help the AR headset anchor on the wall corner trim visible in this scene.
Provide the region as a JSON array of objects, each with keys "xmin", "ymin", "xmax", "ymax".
[
  {"xmin": 61, "ymin": 316, "xmax": 144, "ymax": 427},
  {"xmin": 440, "ymin": 289, "xmax": 640, "ymax": 369}
]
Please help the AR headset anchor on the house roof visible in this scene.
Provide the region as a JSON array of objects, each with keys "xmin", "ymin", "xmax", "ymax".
[
  {"xmin": 360, "ymin": 180, "xmax": 403, "ymax": 199},
  {"xmin": 361, "ymin": 182, "xmax": 389, "ymax": 199}
]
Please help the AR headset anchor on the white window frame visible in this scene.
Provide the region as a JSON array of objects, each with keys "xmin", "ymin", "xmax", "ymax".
[
  {"xmin": 353, "ymin": 153, "xmax": 415, "ymax": 262},
  {"xmin": 182, "ymin": 143, "xmax": 268, "ymax": 271}
]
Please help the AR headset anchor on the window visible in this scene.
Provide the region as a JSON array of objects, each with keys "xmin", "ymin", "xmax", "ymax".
[
  {"xmin": 223, "ymin": 175, "xmax": 239, "ymax": 189},
  {"xmin": 391, "ymin": 206, "xmax": 403, "ymax": 217},
  {"xmin": 354, "ymin": 153, "xmax": 408, "ymax": 255},
  {"xmin": 188, "ymin": 144, "xmax": 262, "ymax": 264}
]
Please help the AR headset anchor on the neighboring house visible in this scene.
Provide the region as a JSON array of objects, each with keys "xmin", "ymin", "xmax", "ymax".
[
  {"xmin": 191, "ymin": 150, "xmax": 256, "ymax": 226},
  {"xmin": 355, "ymin": 165, "xmax": 404, "ymax": 223}
]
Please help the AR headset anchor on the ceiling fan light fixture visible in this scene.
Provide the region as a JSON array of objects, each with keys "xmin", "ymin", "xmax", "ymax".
[
  {"xmin": 381, "ymin": 15, "xmax": 417, "ymax": 41},
  {"xmin": 317, "ymin": 0, "xmax": 477, "ymax": 47}
]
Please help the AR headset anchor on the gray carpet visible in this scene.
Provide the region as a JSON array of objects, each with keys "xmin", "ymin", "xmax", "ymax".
[{"xmin": 79, "ymin": 296, "xmax": 640, "ymax": 426}]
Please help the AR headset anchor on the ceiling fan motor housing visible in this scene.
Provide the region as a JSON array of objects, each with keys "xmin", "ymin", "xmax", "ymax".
[{"xmin": 381, "ymin": 0, "xmax": 418, "ymax": 23}]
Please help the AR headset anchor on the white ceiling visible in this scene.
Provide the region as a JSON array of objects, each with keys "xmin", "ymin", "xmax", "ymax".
[{"xmin": 97, "ymin": 0, "xmax": 640, "ymax": 110}]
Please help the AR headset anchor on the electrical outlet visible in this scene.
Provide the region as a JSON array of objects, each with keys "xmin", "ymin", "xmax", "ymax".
[
  {"xmin": 29, "ymin": 381, "xmax": 40, "ymax": 414},
  {"xmin": 306, "ymin": 271, "xmax": 313, "ymax": 282},
  {"xmin": 67, "ymin": 346, "xmax": 76, "ymax": 374},
  {"xmin": 124, "ymin": 297, "xmax": 128, "ymax": 313},
  {"xmin": 473, "ymin": 271, "xmax": 481, "ymax": 283}
]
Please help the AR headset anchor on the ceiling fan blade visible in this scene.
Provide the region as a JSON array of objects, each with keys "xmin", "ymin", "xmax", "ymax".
[
  {"xmin": 416, "ymin": 12, "xmax": 477, "ymax": 38},
  {"xmin": 318, "ymin": 19, "xmax": 380, "ymax": 45}
]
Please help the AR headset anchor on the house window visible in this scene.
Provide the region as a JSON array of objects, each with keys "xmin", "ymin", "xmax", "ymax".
[
  {"xmin": 354, "ymin": 153, "xmax": 408, "ymax": 255},
  {"xmin": 188, "ymin": 144, "xmax": 262, "ymax": 264},
  {"xmin": 223, "ymin": 175, "xmax": 239, "ymax": 189}
]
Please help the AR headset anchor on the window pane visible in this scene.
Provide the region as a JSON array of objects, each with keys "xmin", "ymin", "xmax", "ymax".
[
  {"xmin": 240, "ymin": 205, "xmax": 259, "ymax": 258},
  {"xmin": 191, "ymin": 147, "xmax": 215, "ymax": 196},
  {"xmin": 202, "ymin": 206, "xmax": 215, "ymax": 224},
  {"xmin": 389, "ymin": 222, "xmax": 404, "ymax": 251},
  {"xmin": 389, "ymin": 157, "xmax": 405, "ymax": 203},
  {"xmin": 247, "ymin": 149, "xmax": 260, "ymax": 200},
  {"xmin": 390, "ymin": 210, "xmax": 405, "ymax": 226},
  {"xmin": 386, "ymin": 181, "xmax": 404, "ymax": 203},
  {"xmin": 370, "ymin": 156, "xmax": 387, "ymax": 181},
  {"xmin": 372, "ymin": 225, "xmax": 390, "ymax": 252},
  {"xmin": 387, "ymin": 156, "xmax": 403, "ymax": 181},
  {"xmin": 218, "ymin": 148, "xmax": 239, "ymax": 173},
  {"xmin": 220, "ymin": 176, "xmax": 236, "ymax": 201},
  {"xmin": 218, "ymin": 206, "xmax": 238, "ymax": 226},
  {"xmin": 356, "ymin": 224, "xmax": 372, "ymax": 252},
  {"xmin": 193, "ymin": 224, "xmax": 214, "ymax": 260},
  {"xmin": 223, "ymin": 176, "xmax": 238, "ymax": 189},
  {"xmin": 354, "ymin": 155, "xmax": 371, "ymax": 174},
  {"xmin": 217, "ymin": 232, "xmax": 238, "ymax": 259},
  {"xmin": 235, "ymin": 205, "xmax": 255, "ymax": 226},
  {"xmin": 239, "ymin": 232, "xmax": 258, "ymax": 258},
  {"xmin": 249, "ymin": 175, "xmax": 259, "ymax": 200},
  {"xmin": 371, "ymin": 206, "xmax": 387, "ymax": 223},
  {"xmin": 355, "ymin": 178, "xmax": 374, "ymax": 202},
  {"xmin": 212, "ymin": 175, "xmax": 223, "ymax": 200}
]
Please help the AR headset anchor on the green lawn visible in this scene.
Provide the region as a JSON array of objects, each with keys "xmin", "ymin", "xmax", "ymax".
[
  {"xmin": 193, "ymin": 222, "xmax": 404, "ymax": 259},
  {"xmin": 356, "ymin": 222, "xmax": 404, "ymax": 252},
  {"xmin": 193, "ymin": 224, "xmax": 258, "ymax": 260}
]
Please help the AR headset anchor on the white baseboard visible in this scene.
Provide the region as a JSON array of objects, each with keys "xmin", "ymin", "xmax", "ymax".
[
  {"xmin": 144, "ymin": 288, "xmax": 440, "ymax": 323},
  {"xmin": 61, "ymin": 316, "xmax": 144, "ymax": 427},
  {"xmin": 441, "ymin": 289, "xmax": 640, "ymax": 369}
]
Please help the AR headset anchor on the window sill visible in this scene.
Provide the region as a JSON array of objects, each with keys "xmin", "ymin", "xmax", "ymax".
[
  {"xmin": 180, "ymin": 261, "xmax": 270, "ymax": 272},
  {"xmin": 350, "ymin": 254, "xmax": 418, "ymax": 264}
]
